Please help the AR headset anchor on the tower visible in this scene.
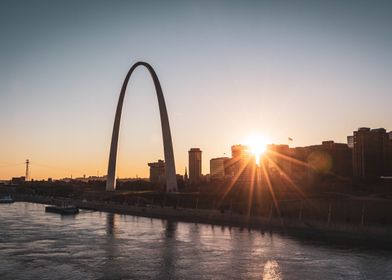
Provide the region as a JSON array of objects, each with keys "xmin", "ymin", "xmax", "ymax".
[
  {"xmin": 352, "ymin": 127, "xmax": 391, "ymax": 179},
  {"xmin": 148, "ymin": 160, "xmax": 165, "ymax": 184},
  {"xmin": 210, "ymin": 157, "xmax": 229, "ymax": 180},
  {"xmin": 25, "ymin": 159, "xmax": 29, "ymax": 181},
  {"xmin": 188, "ymin": 148, "xmax": 202, "ymax": 184}
]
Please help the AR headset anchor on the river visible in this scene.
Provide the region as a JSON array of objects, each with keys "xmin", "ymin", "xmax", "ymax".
[{"xmin": 0, "ymin": 202, "xmax": 391, "ymax": 279}]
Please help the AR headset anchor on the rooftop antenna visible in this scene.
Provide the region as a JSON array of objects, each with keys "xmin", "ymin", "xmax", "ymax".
[{"xmin": 25, "ymin": 159, "xmax": 30, "ymax": 181}]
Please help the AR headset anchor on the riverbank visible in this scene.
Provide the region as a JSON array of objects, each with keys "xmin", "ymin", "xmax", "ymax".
[{"xmin": 13, "ymin": 194, "xmax": 392, "ymax": 247}]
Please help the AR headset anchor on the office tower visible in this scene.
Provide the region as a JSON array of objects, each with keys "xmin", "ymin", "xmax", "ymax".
[
  {"xmin": 210, "ymin": 157, "xmax": 229, "ymax": 180},
  {"xmin": 148, "ymin": 160, "xmax": 165, "ymax": 184},
  {"xmin": 352, "ymin": 128, "xmax": 391, "ymax": 179},
  {"xmin": 347, "ymin": 136, "xmax": 354, "ymax": 149},
  {"xmin": 188, "ymin": 148, "xmax": 202, "ymax": 184}
]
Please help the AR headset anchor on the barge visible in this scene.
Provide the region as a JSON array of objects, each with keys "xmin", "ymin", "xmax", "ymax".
[{"xmin": 45, "ymin": 205, "xmax": 79, "ymax": 215}]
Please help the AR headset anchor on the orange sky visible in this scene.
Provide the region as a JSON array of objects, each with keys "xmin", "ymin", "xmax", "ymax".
[{"xmin": 1, "ymin": 1, "xmax": 392, "ymax": 180}]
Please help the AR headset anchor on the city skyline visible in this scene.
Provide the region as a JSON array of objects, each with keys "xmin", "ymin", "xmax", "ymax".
[
  {"xmin": 1, "ymin": 0, "xmax": 392, "ymax": 179},
  {"xmin": 3, "ymin": 125, "xmax": 392, "ymax": 181}
]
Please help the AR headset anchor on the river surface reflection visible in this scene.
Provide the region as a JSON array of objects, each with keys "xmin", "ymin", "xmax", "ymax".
[{"xmin": 0, "ymin": 202, "xmax": 391, "ymax": 279}]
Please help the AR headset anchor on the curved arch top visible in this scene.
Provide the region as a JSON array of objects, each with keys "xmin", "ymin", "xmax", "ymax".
[{"xmin": 106, "ymin": 62, "xmax": 178, "ymax": 192}]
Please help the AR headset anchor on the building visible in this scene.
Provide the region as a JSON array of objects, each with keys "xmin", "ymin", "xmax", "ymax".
[
  {"xmin": 11, "ymin": 176, "xmax": 25, "ymax": 185},
  {"xmin": 387, "ymin": 132, "xmax": 392, "ymax": 174},
  {"xmin": 352, "ymin": 127, "xmax": 392, "ymax": 180},
  {"xmin": 230, "ymin": 145, "xmax": 256, "ymax": 184},
  {"xmin": 266, "ymin": 144, "xmax": 293, "ymax": 174},
  {"xmin": 148, "ymin": 160, "xmax": 165, "ymax": 184},
  {"xmin": 266, "ymin": 144, "xmax": 314, "ymax": 183},
  {"xmin": 210, "ymin": 157, "xmax": 230, "ymax": 180},
  {"xmin": 188, "ymin": 148, "xmax": 202, "ymax": 184},
  {"xmin": 306, "ymin": 141, "xmax": 352, "ymax": 177},
  {"xmin": 266, "ymin": 141, "xmax": 352, "ymax": 184},
  {"xmin": 347, "ymin": 136, "xmax": 354, "ymax": 149}
]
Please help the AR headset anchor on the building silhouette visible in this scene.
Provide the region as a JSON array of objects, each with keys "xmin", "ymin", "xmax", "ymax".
[
  {"xmin": 352, "ymin": 127, "xmax": 392, "ymax": 179},
  {"xmin": 266, "ymin": 144, "xmax": 295, "ymax": 176},
  {"xmin": 347, "ymin": 136, "xmax": 354, "ymax": 149},
  {"xmin": 306, "ymin": 141, "xmax": 352, "ymax": 177},
  {"xmin": 266, "ymin": 141, "xmax": 352, "ymax": 185},
  {"xmin": 188, "ymin": 148, "xmax": 202, "ymax": 184},
  {"xmin": 230, "ymin": 145, "xmax": 256, "ymax": 184},
  {"xmin": 210, "ymin": 157, "xmax": 230, "ymax": 180},
  {"xmin": 148, "ymin": 160, "xmax": 165, "ymax": 184},
  {"xmin": 11, "ymin": 176, "xmax": 25, "ymax": 185}
]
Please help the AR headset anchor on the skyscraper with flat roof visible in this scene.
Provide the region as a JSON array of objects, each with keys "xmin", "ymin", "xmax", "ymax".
[
  {"xmin": 352, "ymin": 127, "xmax": 391, "ymax": 179},
  {"xmin": 148, "ymin": 160, "xmax": 165, "ymax": 184},
  {"xmin": 188, "ymin": 148, "xmax": 202, "ymax": 184},
  {"xmin": 347, "ymin": 136, "xmax": 354, "ymax": 149},
  {"xmin": 210, "ymin": 157, "xmax": 229, "ymax": 180}
]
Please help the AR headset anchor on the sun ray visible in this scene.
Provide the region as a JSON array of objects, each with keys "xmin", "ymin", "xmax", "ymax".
[
  {"xmin": 267, "ymin": 149, "xmax": 315, "ymax": 171},
  {"xmin": 261, "ymin": 159, "xmax": 284, "ymax": 227},
  {"xmin": 246, "ymin": 162, "xmax": 257, "ymax": 220},
  {"xmin": 245, "ymin": 133, "xmax": 270, "ymax": 164},
  {"xmin": 265, "ymin": 149, "xmax": 352, "ymax": 216},
  {"xmin": 262, "ymin": 153, "xmax": 324, "ymax": 218},
  {"xmin": 268, "ymin": 149, "xmax": 352, "ymax": 186},
  {"xmin": 216, "ymin": 156, "xmax": 251, "ymax": 209},
  {"xmin": 264, "ymin": 154, "xmax": 307, "ymax": 199}
]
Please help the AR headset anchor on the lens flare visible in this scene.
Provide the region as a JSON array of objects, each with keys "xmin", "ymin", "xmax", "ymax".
[{"xmin": 245, "ymin": 133, "xmax": 270, "ymax": 163}]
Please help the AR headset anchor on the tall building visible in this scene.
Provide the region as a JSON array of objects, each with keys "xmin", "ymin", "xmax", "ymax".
[
  {"xmin": 387, "ymin": 132, "xmax": 392, "ymax": 175},
  {"xmin": 188, "ymin": 148, "xmax": 202, "ymax": 184},
  {"xmin": 352, "ymin": 127, "xmax": 392, "ymax": 179},
  {"xmin": 230, "ymin": 145, "xmax": 256, "ymax": 184},
  {"xmin": 210, "ymin": 157, "xmax": 229, "ymax": 180},
  {"xmin": 347, "ymin": 136, "xmax": 354, "ymax": 149},
  {"xmin": 148, "ymin": 160, "xmax": 165, "ymax": 184}
]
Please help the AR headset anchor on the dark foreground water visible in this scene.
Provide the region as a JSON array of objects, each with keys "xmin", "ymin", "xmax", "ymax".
[{"xmin": 0, "ymin": 203, "xmax": 391, "ymax": 280}]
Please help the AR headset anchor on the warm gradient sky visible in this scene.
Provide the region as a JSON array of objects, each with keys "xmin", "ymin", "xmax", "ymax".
[{"xmin": 1, "ymin": 0, "xmax": 391, "ymax": 180}]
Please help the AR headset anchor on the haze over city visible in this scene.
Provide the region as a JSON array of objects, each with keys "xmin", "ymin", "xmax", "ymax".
[{"xmin": 1, "ymin": 0, "xmax": 391, "ymax": 180}]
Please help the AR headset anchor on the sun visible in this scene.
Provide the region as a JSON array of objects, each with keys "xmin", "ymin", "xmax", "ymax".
[{"xmin": 245, "ymin": 133, "xmax": 270, "ymax": 163}]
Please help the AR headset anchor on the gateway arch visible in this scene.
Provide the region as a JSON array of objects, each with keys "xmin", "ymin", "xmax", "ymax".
[{"xmin": 106, "ymin": 62, "xmax": 178, "ymax": 192}]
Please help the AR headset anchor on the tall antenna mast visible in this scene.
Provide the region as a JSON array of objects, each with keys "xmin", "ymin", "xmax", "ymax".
[{"xmin": 25, "ymin": 159, "xmax": 30, "ymax": 181}]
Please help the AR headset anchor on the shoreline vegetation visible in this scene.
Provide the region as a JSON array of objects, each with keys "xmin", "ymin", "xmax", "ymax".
[{"xmin": 11, "ymin": 193, "xmax": 392, "ymax": 248}]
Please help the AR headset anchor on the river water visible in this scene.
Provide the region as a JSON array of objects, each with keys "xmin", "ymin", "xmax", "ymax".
[{"xmin": 0, "ymin": 202, "xmax": 391, "ymax": 280}]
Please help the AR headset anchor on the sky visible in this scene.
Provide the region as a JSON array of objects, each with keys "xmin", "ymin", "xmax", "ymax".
[{"xmin": 0, "ymin": 0, "xmax": 391, "ymax": 180}]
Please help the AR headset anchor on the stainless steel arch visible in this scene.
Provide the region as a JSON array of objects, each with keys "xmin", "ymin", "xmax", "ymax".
[{"xmin": 106, "ymin": 62, "xmax": 178, "ymax": 192}]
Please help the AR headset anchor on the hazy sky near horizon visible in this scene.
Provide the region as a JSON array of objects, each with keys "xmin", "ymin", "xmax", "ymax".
[{"xmin": 1, "ymin": 0, "xmax": 391, "ymax": 179}]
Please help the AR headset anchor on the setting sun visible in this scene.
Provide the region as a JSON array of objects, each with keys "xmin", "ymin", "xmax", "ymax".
[{"xmin": 245, "ymin": 133, "xmax": 270, "ymax": 163}]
